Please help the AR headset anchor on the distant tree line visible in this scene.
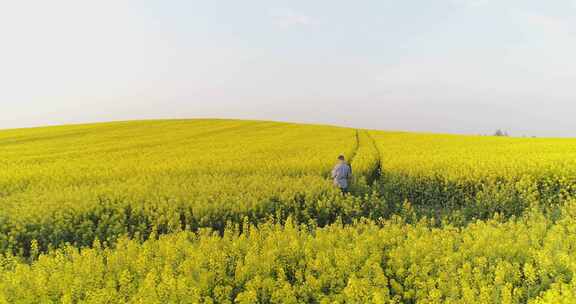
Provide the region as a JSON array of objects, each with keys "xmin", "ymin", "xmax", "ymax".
[{"xmin": 493, "ymin": 129, "xmax": 509, "ymax": 137}]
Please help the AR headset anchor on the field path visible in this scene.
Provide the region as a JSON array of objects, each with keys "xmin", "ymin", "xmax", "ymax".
[
  {"xmin": 350, "ymin": 129, "xmax": 361, "ymax": 163},
  {"xmin": 346, "ymin": 129, "xmax": 382, "ymax": 187},
  {"xmin": 364, "ymin": 131, "xmax": 382, "ymax": 185}
]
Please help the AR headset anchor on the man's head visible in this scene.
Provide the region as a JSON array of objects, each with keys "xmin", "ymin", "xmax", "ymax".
[{"xmin": 337, "ymin": 155, "xmax": 345, "ymax": 162}]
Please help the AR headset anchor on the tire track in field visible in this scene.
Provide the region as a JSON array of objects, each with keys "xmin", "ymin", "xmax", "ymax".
[
  {"xmin": 349, "ymin": 129, "xmax": 361, "ymax": 164},
  {"xmin": 364, "ymin": 131, "xmax": 382, "ymax": 185},
  {"xmin": 345, "ymin": 129, "xmax": 361, "ymax": 180},
  {"xmin": 348, "ymin": 130, "xmax": 382, "ymax": 186}
]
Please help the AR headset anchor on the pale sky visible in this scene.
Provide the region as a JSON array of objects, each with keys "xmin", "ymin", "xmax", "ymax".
[{"xmin": 1, "ymin": 1, "xmax": 575, "ymax": 136}]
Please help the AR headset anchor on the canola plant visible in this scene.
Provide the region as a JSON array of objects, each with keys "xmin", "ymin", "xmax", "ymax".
[{"xmin": 1, "ymin": 120, "xmax": 575, "ymax": 303}]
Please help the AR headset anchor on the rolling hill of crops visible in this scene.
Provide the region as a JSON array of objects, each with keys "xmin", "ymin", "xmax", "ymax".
[{"xmin": 1, "ymin": 119, "xmax": 575, "ymax": 303}]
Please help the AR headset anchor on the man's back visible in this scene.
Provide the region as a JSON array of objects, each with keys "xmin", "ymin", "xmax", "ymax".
[{"xmin": 332, "ymin": 162, "xmax": 351, "ymax": 189}]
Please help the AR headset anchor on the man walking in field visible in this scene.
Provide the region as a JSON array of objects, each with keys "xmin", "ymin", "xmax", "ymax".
[{"xmin": 332, "ymin": 155, "xmax": 352, "ymax": 194}]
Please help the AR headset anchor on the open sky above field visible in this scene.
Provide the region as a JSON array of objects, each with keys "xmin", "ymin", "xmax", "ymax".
[{"xmin": 1, "ymin": 0, "xmax": 575, "ymax": 136}]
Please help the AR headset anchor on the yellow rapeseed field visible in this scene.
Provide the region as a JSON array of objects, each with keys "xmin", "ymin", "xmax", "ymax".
[
  {"xmin": 1, "ymin": 119, "xmax": 576, "ymax": 303},
  {"xmin": 0, "ymin": 120, "xmax": 373, "ymax": 255},
  {"xmin": 369, "ymin": 131, "xmax": 576, "ymax": 223},
  {"xmin": 370, "ymin": 131, "xmax": 576, "ymax": 181}
]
